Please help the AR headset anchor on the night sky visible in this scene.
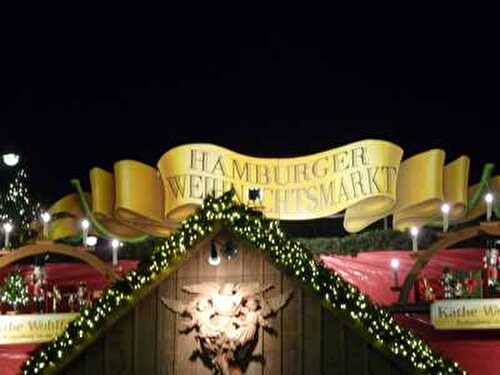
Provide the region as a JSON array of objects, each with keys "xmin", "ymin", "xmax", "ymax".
[{"xmin": 2, "ymin": 12, "xmax": 499, "ymax": 205}]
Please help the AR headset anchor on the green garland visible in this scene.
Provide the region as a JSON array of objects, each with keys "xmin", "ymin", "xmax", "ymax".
[
  {"xmin": 70, "ymin": 179, "xmax": 151, "ymax": 243},
  {"xmin": 298, "ymin": 229, "xmax": 411, "ymax": 255},
  {"xmin": 21, "ymin": 191, "xmax": 464, "ymax": 374}
]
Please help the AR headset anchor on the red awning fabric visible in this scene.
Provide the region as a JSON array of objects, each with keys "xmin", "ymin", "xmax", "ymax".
[
  {"xmin": 0, "ymin": 260, "xmax": 138, "ymax": 375},
  {"xmin": 321, "ymin": 248, "xmax": 499, "ymax": 375},
  {"xmin": 1, "ymin": 250, "xmax": 497, "ymax": 375},
  {"xmin": 320, "ymin": 248, "xmax": 484, "ymax": 305}
]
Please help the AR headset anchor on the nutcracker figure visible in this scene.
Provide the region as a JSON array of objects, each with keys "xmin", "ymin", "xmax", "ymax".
[
  {"xmin": 483, "ymin": 245, "xmax": 499, "ymax": 288},
  {"xmin": 77, "ymin": 282, "xmax": 88, "ymax": 310},
  {"xmin": 49, "ymin": 285, "xmax": 62, "ymax": 313},
  {"xmin": 30, "ymin": 265, "xmax": 46, "ymax": 313},
  {"xmin": 441, "ymin": 267, "xmax": 454, "ymax": 299},
  {"xmin": 464, "ymin": 271, "xmax": 477, "ymax": 298},
  {"xmin": 422, "ymin": 277, "xmax": 435, "ymax": 302},
  {"xmin": 454, "ymin": 280, "xmax": 464, "ymax": 299},
  {"xmin": 67, "ymin": 293, "xmax": 76, "ymax": 312}
]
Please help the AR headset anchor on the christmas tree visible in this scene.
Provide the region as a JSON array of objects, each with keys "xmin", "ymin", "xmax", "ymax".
[
  {"xmin": 1, "ymin": 153, "xmax": 40, "ymax": 247},
  {"xmin": 0, "ymin": 271, "xmax": 31, "ymax": 311}
]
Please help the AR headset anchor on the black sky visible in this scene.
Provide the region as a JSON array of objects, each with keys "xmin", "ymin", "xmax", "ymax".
[{"xmin": 1, "ymin": 10, "xmax": 499, "ymax": 204}]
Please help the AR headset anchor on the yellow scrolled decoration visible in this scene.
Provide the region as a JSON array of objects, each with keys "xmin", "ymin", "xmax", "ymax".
[
  {"xmin": 48, "ymin": 193, "xmax": 89, "ymax": 239},
  {"xmin": 89, "ymin": 167, "xmax": 144, "ymax": 237},
  {"xmin": 443, "ymin": 156, "xmax": 470, "ymax": 219},
  {"xmin": 48, "ymin": 141, "xmax": 498, "ymax": 240},
  {"xmin": 393, "ymin": 150, "xmax": 446, "ymax": 230}
]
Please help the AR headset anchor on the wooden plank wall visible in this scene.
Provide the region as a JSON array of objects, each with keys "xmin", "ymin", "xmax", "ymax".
[{"xmin": 62, "ymin": 233, "xmax": 409, "ymax": 375}]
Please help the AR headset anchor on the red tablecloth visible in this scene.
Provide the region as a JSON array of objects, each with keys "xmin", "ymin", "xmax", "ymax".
[
  {"xmin": 0, "ymin": 260, "xmax": 138, "ymax": 375},
  {"xmin": 321, "ymin": 248, "xmax": 498, "ymax": 375}
]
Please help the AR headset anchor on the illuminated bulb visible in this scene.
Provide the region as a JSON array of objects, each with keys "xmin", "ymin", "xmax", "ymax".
[
  {"xmin": 40, "ymin": 212, "xmax": 51, "ymax": 240},
  {"xmin": 410, "ymin": 227, "xmax": 419, "ymax": 237},
  {"xmin": 485, "ymin": 193, "xmax": 494, "ymax": 221},
  {"xmin": 410, "ymin": 227, "xmax": 419, "ymax": 252},
  {"xmin": 81, "ymin": 219, "xmax": 90, "ymax": 247},
  {"xmin": 85, "ymin": 235, "xmax": 98, "ymax": 247},
  {"xmin": 81, "ymin": 219, "xmax": 90, "ymax": 230},
  {"xmin": 111, "ymin": 239, "xmax": 120, "ymax": 266},
  {"xmin": 485, "ymin": 192, "xmax": 494, "ymax": 203},
  {"xmin": 440, "ymin": 203, "xmax": 450, "ymax": 214},
  {"xmin": 2, "ymin": 222, "xmax": 13, "ymax": 249},
  {"xmin": 41, "ymin": 212, "xmax": 51, "ymax": 223},
  {"xmin": 2, "ymin": 153, "xmax": 20, "ymax": 166},
  {"xmin": 441, "ymin": 203, "xmax": 450, "ymax": 232},
  {"xmin": 3, "ymin": 222, "xmax": 13, "ymax": 234},
  {"xmin": 390, "ymin": 258, "xmax": 400, "ymax": 270}
]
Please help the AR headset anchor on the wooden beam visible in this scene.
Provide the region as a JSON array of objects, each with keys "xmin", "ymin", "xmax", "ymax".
[{"xmin": 0, "ymin": 243, "xmax": 119, "ymax": 282}]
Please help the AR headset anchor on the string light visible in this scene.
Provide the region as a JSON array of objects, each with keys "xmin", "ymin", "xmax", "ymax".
[{"xmin": 21, "ymin": 190, "xmax": 464, "ymax": 374}]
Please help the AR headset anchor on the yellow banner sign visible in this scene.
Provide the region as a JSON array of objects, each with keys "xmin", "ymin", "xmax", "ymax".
[
  {"xmin": 158, "ymin": 141, "xmax": 403, "ymax": 231},
  {"xmin": 0, "ymin": 313, "xmax": 79, "ymax": 344},
  {"xmin": 431, "ymin": 299, "xmax": 500, "ymax": 330}
]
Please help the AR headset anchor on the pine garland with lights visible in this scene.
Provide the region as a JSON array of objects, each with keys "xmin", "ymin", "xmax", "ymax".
[
  {"xmin": 298, "ymin": 228, "xmax": 439, "ymax": 255},
  {"xmin": 0, "ymin": 271, "xmax": 31, "ymax": 310},
  {"xmin": 0, "ymin": 160, "xmax": 40, "ymax": 246},
  {"xmin": 21, "ymin": 191, "xmax": 464, "ymax": 374}
]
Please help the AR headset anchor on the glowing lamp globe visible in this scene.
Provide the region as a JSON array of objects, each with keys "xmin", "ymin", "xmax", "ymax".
[
  {"xmin": 441, "ymin": 203, "xmax": 450, "ymax": 214},
  {"xmin": 2, "ymin": 153, "xmax": 20, "ymax": 166},
  {"xmin": 81, "ymin": 219, "xmax": 90, "ymax": 230},
  {"xmin": 390, "ymin": 258, "xmax": 400, "ymax": 270},
  {"xmin": 85, "ymin": 236, "xmax": 98, "ymax": 247}
]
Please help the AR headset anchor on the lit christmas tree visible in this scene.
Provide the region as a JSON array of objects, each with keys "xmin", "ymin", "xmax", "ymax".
[
  {"xmin": 0, "ymin": 271, "xmax": 31, "ymax": 311},
  {"xmin": 1, "ymin": 153, "xmax": 40, "ymax": 247}
]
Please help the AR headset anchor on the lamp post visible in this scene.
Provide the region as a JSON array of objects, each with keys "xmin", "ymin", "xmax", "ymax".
[
  {"xmin": 2, "ymin": 222, "xmax": 13, "ymax": 249},
  {"xmin": 441, "ymin": 203, "xmax": 451, "ymax": 232},
  {"xmin": 41, "ymin": 212, "xmax": 51, "ymax": 240},
  {"xmin": 390, "ymin": 258, "xmax": 400, "ymax": 288},
  {"xmin": 111, "ymin": 239, "xmax": 120, "ymax": 267},
  {"xmin": 485, "ymin": 193, "xmax": 494, "ymax": 222},
  {"xmin": 81, "ymin": 219, "xmax": 90, "ymax": 247},
  {"xmin": 410, "ymin": 227, "xmax": 419, "ymax": 252}
]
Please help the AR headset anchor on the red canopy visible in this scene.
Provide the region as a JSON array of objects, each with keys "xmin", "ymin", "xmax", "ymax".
[
  {"xmin": 0, "ymin": 260, "xmax": 138, "ymax": 375},
  {"xmin": 321, "ymin": 248, "xmax": 499, "ymax": 375}
]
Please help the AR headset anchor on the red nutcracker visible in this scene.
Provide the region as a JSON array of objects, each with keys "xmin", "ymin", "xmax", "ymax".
[
  {"xmin": 30, "ymin": 265, "xmax": 46, "ymax": 313},
  {"xmin": 464, "ymin": 271, "xmax": 477, "ymax": 298}
]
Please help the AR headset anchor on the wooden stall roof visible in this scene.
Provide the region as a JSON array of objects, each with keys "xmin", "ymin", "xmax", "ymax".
[{"xmin": 21, "ymin": 191, "xmax": 463, "ymax": 375}]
